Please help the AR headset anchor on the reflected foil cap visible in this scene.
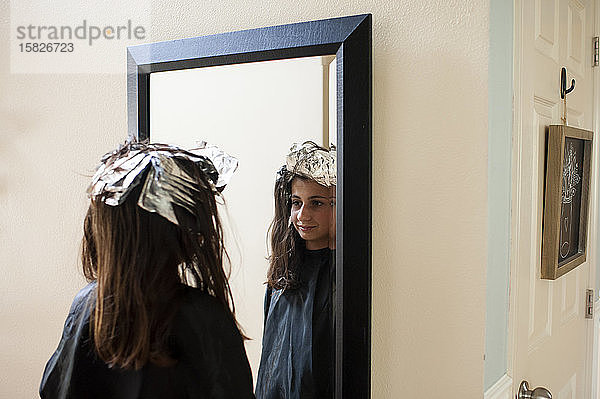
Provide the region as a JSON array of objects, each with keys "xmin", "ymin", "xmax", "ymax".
[
  {"xmin": 87, "ymin": 141, "xmax": 238, "ymax": 229},
  {"xmin": 285, "ymin": 141, "xmax": 336, "ymax": 186}
]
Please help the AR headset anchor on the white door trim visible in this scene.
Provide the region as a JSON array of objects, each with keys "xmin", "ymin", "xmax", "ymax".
[
  {"xmin": 506, "ymin": 0, "xmax": 524, "ymax": 388},
  {"xmin": 590, "ymin": 300, "xmax": 600, "ymax": 398},
  {"xmin": 484, "ymin": 373, "xmax": 513, "ymax": 399},
  {"xmin": 587, "ymin": 3, "xmax": 600, "ymax": 398}
]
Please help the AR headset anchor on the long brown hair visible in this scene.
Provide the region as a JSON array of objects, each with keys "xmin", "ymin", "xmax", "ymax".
[
  {"xmin": 81, "ymin": 160, "xmax": 234, "ymax": 370},
  {"xmin": 266, "ymin": 167, "xmax": 307, "ymax": 290}
]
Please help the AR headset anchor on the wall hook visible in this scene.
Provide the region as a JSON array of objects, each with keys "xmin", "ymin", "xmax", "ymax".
[{"xmin": 561, "ymin": 67, "xmax": 575, "ymax": 99}]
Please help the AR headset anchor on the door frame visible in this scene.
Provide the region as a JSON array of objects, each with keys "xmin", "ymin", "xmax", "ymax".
[
  {"xmin": 506, "ymin": 0, "xmax": 523, "ymax": 393},
  {"xmin": 589, "ymin": 2, "xmax": 600, "ymax": 397}
]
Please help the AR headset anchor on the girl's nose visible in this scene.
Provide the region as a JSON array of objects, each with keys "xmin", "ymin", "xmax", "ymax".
[{"xmin": 297, "ymin": 205, "xmax": 311, "ymax": 221}]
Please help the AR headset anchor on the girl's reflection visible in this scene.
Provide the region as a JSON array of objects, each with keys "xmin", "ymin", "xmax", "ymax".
[{"xmin": 256, "ymin": 142, "xmax": 336, "ymax": 399}]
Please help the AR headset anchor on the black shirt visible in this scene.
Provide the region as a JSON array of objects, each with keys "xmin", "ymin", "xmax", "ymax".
[
  {"xmin": 40, "ymin": 282, "xmax": 254, "ymax": 399},
  {"xmin": 255, "ymin": 248, "xmax": 334, "ymax": 399}
]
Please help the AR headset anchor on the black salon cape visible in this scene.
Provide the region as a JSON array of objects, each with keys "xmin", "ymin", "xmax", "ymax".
[
  {"xmin": 40, "ymin": 282, "xmax": 254, "ymax": 399},
  {"xmin": 255, "ymin": 248, "xmax": 334, "ymax": 399}
]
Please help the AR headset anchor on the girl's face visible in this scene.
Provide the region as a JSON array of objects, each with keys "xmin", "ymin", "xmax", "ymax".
[{"xmin": 290, "ymin": 178, "xmax": 336, "ymax": 250}]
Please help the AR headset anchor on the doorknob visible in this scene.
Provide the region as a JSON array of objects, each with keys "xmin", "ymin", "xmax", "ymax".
[{"xmin": 518, "ymin": 381, "xmax": 552, "ymax": 399}]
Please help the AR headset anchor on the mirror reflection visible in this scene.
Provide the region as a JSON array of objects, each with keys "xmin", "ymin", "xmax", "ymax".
[
  {"xmin": 150, "ymin": 55, "xmax": 337, "ymax": 397},
  {"xmin": 256, "ymin": 142, "xmax": 336, "ymax": 398}
]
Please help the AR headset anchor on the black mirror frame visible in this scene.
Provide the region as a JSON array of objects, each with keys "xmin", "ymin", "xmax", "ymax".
[{"xmin": 126, "ymin": 14, "xmax": 372, "ymax": 398}]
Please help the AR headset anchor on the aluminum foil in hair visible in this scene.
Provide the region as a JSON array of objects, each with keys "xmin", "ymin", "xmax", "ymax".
[
  {"xmin": 87, "ymin": 141, "xmax": 238, "ymax": 229},
  {"xmin": 188, "ymin": 141, "xmax": 238, "ymax": 189},
  {"xmin": 285, "ymin": 141, "xmax": 336, "ymax": 186}
]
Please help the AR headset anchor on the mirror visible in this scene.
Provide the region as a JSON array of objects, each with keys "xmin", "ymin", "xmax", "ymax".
[
  {"xmin": 127, "ymin": 14, "xmax": 371, "ymax": 398},
  {"xmin": 150, "ymin": 55, "xmax": 337, "ymax": 387}
]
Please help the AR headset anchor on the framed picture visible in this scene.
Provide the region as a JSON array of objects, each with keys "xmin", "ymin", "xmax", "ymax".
[{"xmin": 541, "ymin": 124, "xmax": 593, "ymax": 280}]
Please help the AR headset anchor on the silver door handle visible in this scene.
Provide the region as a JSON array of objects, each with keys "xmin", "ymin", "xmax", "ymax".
[{"xmin": 518, "ymin": 380, "xmax": 552, "ymax": 399}]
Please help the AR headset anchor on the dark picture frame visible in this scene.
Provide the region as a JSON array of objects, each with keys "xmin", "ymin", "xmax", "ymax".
[
  {"xmin": 126, "ymin": 14, "xmax": 372, "ymax": 398},
  {"xmin": 541, "ymin": 124, "xmax": 593, "ymax": 280}
]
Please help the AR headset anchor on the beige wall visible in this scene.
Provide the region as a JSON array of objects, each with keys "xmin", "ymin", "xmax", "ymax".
[{"xmin": 0, "ymin": 1, "xmax": 488, "ymax": 397}]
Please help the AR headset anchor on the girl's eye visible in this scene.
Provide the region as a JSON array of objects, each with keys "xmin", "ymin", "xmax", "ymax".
[
  {"xmin": 312, "ymin": 200, "xmax": 324, "ymax": 207},
  {"xmin": 291, "ymin": 200, "xmax": 302, "ymax": 207}
]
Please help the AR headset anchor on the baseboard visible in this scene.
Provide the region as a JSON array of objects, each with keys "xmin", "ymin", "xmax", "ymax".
[{"xmin": 484, "ymin": 374, "xmax": 512, "ymax": 399}]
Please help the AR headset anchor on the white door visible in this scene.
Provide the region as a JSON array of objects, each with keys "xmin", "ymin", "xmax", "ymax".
[{"xmin": 511, "ymin": 0, "xmax": 596, "ymax": 398}]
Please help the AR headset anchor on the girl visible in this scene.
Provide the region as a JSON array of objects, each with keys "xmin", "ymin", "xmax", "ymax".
[
  {"xmin": 40, "ymin": 141, "xmax": 254, "ymax": 399},
  {"xmin": 256, "ymin": 142, "xmax": 336, "ymax": 399}
]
